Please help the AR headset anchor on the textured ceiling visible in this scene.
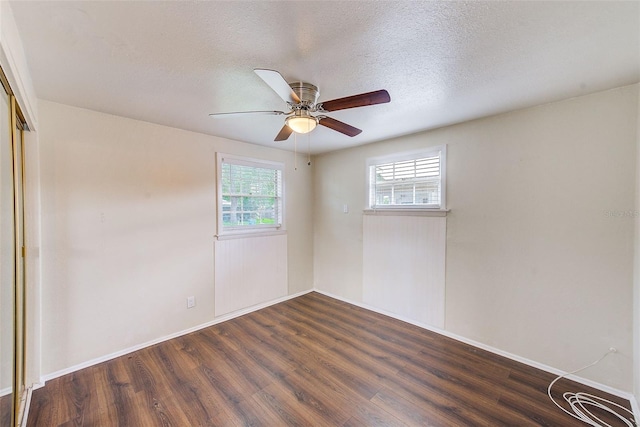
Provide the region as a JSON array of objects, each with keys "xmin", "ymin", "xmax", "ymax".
[{"xmin": 9, "ymin": 1, "xmax": 640, "ymax": 154}]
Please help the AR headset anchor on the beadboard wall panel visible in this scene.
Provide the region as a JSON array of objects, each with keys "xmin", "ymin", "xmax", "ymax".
[
  {"xmin": 214, "ymin": 234, "xmax": 288, "ymax": 316},
  {"xmin": 363, "ymin": 215, "xmax": 446, "ymax": 328}
]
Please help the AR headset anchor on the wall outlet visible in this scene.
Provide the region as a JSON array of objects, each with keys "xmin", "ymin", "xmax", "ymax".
[
  {"xmin": 343, "ymin": 204, "xmax": 349, "ymax": 213},
  {"xmin": 187, "ymin": 296, "xmax": 196, "ymax": 309}
]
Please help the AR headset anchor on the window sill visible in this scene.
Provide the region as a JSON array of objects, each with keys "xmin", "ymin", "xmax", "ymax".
[
  {"xmin": 215, "ymin": 229, "xmax": 287, "ymax": 241},
  {"xmin": 363, "ymin": 208, "xmax": 449, "ymax": 217}
]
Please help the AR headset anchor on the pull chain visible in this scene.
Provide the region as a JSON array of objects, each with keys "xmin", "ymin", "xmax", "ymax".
[{"xmin": 307, "ymin": 131, "xmax": 311, "ymax": 166}]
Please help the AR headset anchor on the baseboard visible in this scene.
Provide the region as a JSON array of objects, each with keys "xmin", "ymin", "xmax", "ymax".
[
  {"xmin": 31, "ymin": 381, "xmax": 45, "ymax": 391},
  {"xmin": 41, "ymin": 288, "xmax": 314, "ymax": 383},
  {"xmin": 0, "ymin": 386, "xmax": 10, "ymax": 397},
  {"xmin": 313, "ymin": 289, "xmax": 636, "ymax": 404}
]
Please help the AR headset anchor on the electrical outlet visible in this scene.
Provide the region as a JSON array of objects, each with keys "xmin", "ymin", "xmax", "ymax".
[
  {"xmin": 343, "ymin": 204, "xmax": 349, "ymax": 213},
  {"xmin": 187, "ymin": 296, "xmax": 196, "ymax": 309}
]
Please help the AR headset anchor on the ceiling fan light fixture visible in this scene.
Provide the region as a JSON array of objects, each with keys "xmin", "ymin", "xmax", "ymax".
[{"xmin": 285, "ymin": 113, "xmax": 318, "ymax": 134}]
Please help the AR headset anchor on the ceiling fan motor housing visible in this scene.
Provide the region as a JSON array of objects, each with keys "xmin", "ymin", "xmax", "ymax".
[{"xmin": 289, "ymin": 82, "xmax": 319, "ymax": 106}]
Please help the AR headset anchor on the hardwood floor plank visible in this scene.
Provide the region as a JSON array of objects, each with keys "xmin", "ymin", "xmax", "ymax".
[
  {"xmin": 251, "ymin": 384, "xmax": 327, "ymax": 427},
  {"xmin": 239, "ymin": 312, "xmax": 385, "ymax": 400},
  {"xmin": 393, "ymin": 363, "xmax": 538, "ymax": 426},
  {"xmin": 291, "ymin": 364, "xmax": 404, "ymax": 427},
  {"xmin": 27, "ymin": 292, "xmax": 635, "ymax": 427},
  {"xmin": 40, "ymin": 377, "xmax": 73, "ymax": 426},
  {"xmin": 371, "ymin": 386, "xmax": 454, "ymax": 426},
  {"xmin": 383, "ymin": 365, "xmax": 505, "ymax": 426},
  {"xmin": 218, "ymin": 318, "xmax": 301, "ymax": 379},
  {"xmin": 175, "ymin": 331, "xmax": 278, "ymax": 426},
  {"xmin": 144, "ymin": 346, "xmax": 220, "ymax": 426},
  {"xmin": 416, "ymin": 345, "xmax": 512, "ymax": 385},
  {"xmin": 265, "ymin": 304, "xmax": 402, "ymax": 382},
  {"xmin": 342, "ymin": 403, "xmax": 409, "ymax": 427},
  {"xmin": 101, "ymin": 359, "xmax": 146, "ymax": 426},
  {"xmin": 297, "ymin": 293, "xmax": 437, "ymax": 347},
  {"xmin": 289, "ymin": 297, "xmax": 429, "ymax": 357},
  {"xmin": 267, "ymin": 374, "xmax": 352, "ymax": 426},
  {"xmin": 24, "ymin": 379, "xmax": 58, "ymax": 426},
  {"xmin": 199, "ymin": 328, "xmax": 277, "ymax": 392},
  {"xmin": 229, "ymin": 394, "xmax": 284, "ymax": 427},
  {"xmin": 245, "ymin": 307, "xmax": 399, "ymax": 393},
  {"xmin": 0, "ymin": 394, "xmax": 10, "ymax": 427},
  {"xmin": 268, "ymin": 299, "xmax": 419, "ymax": 374},
  {"xmin": 90, "ymin": 365, "xmax": 122, "ymax": 426},
  {"xmin": 60, "ymin": 369, "xmax": 95, "ymax": 426},
  {"xmin": 124, "ymin": 351, "xmax": 157, "ymax": 396},
  {"xmin": 403, "ymin": 358, "xmax": 500, "ymax": 400}
]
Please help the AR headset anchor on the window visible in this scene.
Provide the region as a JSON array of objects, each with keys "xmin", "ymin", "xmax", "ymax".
[
  {"xmin": 367, "ymin": 146, "xmax": 446, "ymax": 210},
  {"xmin": 217, "ymin": 153, "xmax": 284, "ymax": 235}
]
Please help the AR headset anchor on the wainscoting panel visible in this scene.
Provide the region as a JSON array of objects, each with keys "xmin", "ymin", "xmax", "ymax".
[
  {"xmin": 214, "ymin": 234, "xmax": 288, "ymax": 317},
  {"xmin": 363, "ymin": 215, "xmax": 446, "ymax": 328}
]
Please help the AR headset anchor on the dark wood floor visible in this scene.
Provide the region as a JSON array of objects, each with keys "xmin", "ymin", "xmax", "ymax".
[
  {"xmin": 0, "ymin": 393, "xmax": 11, "ymax": 427},
  {"xmin": 27, "ymin": 292, "xmax": 634, "ymax": 426}
]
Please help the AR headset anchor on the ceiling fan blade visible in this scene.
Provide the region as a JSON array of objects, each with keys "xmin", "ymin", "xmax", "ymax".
[
  {"xmin": 254, "ymin": 69, "xmax": 301, "ymax": 104},
  {"xmin": 320, "ymin": 89, "xmax": 390, "ymax": 112},
  {"xmin": 209, "ymin": 110, "xmax": 287, "ymax": 118},
  {"xmin": 318, "ymin": 117, "xmax": 362, "ymax": 137},
  {"xmin": 274, "ymin": 124, "xmax": 293, "ymax": 141}
]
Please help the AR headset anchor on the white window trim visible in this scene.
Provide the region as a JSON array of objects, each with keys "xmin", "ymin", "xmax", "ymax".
[
  {"xmin": 362, "ymin": 208, "xmax": 449, "ymax": 217},
  {"xmin": 216, "ymin": 152, "xmax": 285, "ymax": 239},
  {"xmin": 365, "ymin": 145, "xmax": 447, "ymax": 212}
]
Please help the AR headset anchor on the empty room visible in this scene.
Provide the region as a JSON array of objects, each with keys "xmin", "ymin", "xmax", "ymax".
[{"xmin": 0, "ymin": 1, "xmax": 639, "ymax": 426}]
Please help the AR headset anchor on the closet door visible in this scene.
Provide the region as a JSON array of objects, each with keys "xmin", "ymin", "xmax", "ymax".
[
  {"xmin": 0, "ymin": 86, "xmax": 14, "ymax": 427},
  {"xmin": 10, "ymin": 96, "xmax": 25, "ymax": 427}
]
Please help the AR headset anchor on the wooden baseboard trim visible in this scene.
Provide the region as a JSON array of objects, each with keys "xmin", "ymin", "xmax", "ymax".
[{"xmin": 40, "ymin": 289, "xmax": 315, "ymax": 384}]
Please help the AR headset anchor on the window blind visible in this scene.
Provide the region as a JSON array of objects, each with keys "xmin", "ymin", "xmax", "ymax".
[{"xmin": 370, "ymin": 152, "xmax": 442, "ymax": 208}]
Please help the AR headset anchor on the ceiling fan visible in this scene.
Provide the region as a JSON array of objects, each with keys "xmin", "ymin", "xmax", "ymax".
[{"xmin": 209, "ymin": 69, "xmax": 390, "ymax": 141}]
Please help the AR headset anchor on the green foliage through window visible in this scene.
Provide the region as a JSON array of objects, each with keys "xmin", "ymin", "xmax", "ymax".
[{"xmin": 220, "ymin": 160, "xmax": 283, "ymax": 229}]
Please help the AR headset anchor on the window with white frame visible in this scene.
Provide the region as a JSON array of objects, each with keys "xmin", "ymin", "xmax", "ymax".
[
  {"xmin": 367, "ymin": 146, "xmax": 446, "ymax": 209},
  {"xmin": 217, "ymin": 153, "xmax": 284, "ymax": 234}
]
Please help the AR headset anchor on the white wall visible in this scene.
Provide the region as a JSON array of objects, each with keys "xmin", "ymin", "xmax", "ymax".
[
  {"xmin": 314, "ymin": 85, "xmax": 638, "ymax": 392},
  {"xmin": 38, "ymin": 100, "xmax": 313, "ymax": 376}
]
